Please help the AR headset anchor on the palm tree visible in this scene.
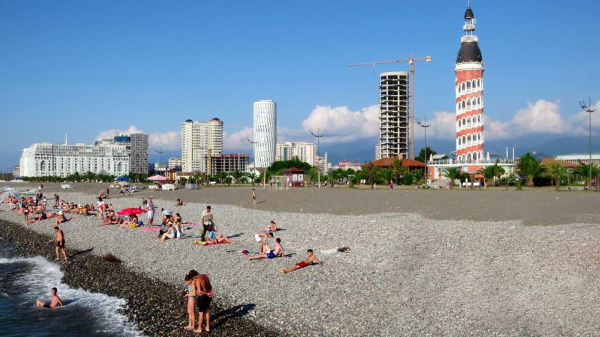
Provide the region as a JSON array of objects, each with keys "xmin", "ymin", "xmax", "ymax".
[
  {"xmin": 380, "ymin": 169, "xmax": 394, "ymax": 186},
  {"xmin": 574, "ymin": 162, "xmax": 600, "ymax": 188},
  {"xmin": 389, "ymin": 159, "xmax": 403, "ymax": 184},
  {"xmin": 477, "ymin": 164, "xmax": 505, "ymax": 188},
  {"xmin": 545, "ymin": 160, "xmax": 568, "ymax": 191},
  {"xmin": 362, "ymin": 163, "xmax": 380, "ymax": 188},
  {"xmin": 517, "ymin": 153, "xmax": 544, "ymax": 187},
  {"xmin": 231, "ymin": 170, "xmax": 244, "ymax": 186},
  {"xmin": 443, "ymin": 167, "xmax": 461, "ymax": 188}
]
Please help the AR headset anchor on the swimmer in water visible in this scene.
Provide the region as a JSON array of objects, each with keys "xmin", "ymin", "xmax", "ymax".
[{"xmin": 36, "ymin": 287, "xmax": 64, "ymax": 309}]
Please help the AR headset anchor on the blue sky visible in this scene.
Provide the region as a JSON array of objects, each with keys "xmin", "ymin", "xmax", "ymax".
[{"xmin": 1, "ymin": 0, "xmax": 600, "ymax": 170}]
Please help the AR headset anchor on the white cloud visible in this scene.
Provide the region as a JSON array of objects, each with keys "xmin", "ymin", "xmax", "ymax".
[
  {"xmin": 95, "ymin": 126, "xmax": 180, "ymax": 151},
  {"xmin": 95, "ymin": 126, "xmax": 143, "ymax": 141},
  {"xmin": 223, "ymin": 127, "xmax": 253, "ymax": 150},
  {"xmin": 148, "ymin": 131, "xmax": 180, "ymax": 150},
  {"xmin": 413, "ymin": 111, "xmax": 456, "ymax": 140},
  {"xmin": 301, "ymin": 105, "xmax": 380, "ymax": 143}
]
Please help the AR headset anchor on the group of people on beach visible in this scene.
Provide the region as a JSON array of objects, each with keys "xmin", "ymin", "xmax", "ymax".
[{"xmin": 1, "ymin": 186, "xmax": 340, "ymax": 335}]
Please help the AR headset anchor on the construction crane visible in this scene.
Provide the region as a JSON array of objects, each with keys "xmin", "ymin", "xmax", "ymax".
[{"xmin": 350, "ymin": 55, "xmax": 432, "ymax": 159}]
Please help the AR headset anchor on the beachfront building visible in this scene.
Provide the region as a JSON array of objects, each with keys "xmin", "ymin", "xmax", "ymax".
[
  {"xmin": 210, "ymin": 154, "xmax": 249, "ymax": 174},
  {"xmin": 253, "ymin": 100, "xmax": 277, "ymax": 168},
  {"xmin": 96, "ymin": 133, "xmax": 149, "ymax": 174},
  {"xmin": 276, "ymin": 141, "xmax": 316, "ymax": 166},
  {"xmin": 13, "ymin": 165, "xmax": 20, "ymax": 178},
  {"xmin": 378, "ymin": 72, "xmax": 409, "ymax": 160},
  {"xmin": 455, "ymin": 4, "xmax": 485, "ymax": 165},
  {"xmin": 427, "ymin": 3, "xmax": 515, "ymax": 182},
  {"xmin": 555, "ymin": 153, "xmax": 600, "ymax": 166},
  {"xmin": 20, "ymin": 142, "xmax": 130, "ymax": 178},
  {"xmin": 181, "ymin": 118, "xmax": 224, "ymax": 173}
]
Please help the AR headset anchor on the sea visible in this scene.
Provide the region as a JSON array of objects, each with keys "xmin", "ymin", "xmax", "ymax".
[{"xmin": 0, "ymin": 241, "xmax": 143, "ymax": 337}]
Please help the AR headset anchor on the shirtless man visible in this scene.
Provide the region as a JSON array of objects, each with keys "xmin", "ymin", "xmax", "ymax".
[
  {"xmin": 278, "ymin": 249, "xmax": 323, "ymax": 273},
  {"xmin": 248, "ymin": 238, "xmax": 284, "ymax": 260},
  {"xmin": 54, "ymin": 212, "xmax": 69, "ymax": 226},
  {"xmin": 36, "ymin": 287, "xmax": 64, "ymax": 309},
  {"xmin": 188, "ymin": 270, "xmax": 213, "ymax": 333},
  {"xmin": 54, "ymin": 227, "xmax": 68, "ymax": 261}
]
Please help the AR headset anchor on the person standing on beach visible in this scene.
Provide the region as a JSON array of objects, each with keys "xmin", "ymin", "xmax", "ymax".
[
  {"xmin": 147, "ymin": 198, "xmax": 155, "ymax": 227},
  {"xmin": 36, "ymin": 287, "xmax": 63, "ymax": 308},
  {"xmin": 200, "ymin": 206, "xmax": 214, "ymax": 240},
  {"xmin": 54, "ymin": 227, "xmax": 68, "ymax": 261},
  {"xmin": 252, "ymin": 189, "xmax": 257, "ymax": 205},
  {"xmin": 183, "ymin": 275, "xmax": 197, "ymax": 331},
  {"xmin": 188, "ymin": 270, "xmax": 213, "ymax": 333}
]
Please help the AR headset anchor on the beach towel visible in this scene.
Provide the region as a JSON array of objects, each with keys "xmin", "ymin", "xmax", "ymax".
[{"xmin": 139, "ymin": 227, "xmax": 162, "ymax": 232}]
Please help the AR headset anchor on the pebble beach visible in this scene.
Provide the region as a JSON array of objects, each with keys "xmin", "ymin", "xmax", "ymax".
[{"xmin": 2, "ymin": 184, "xmax": 600, "ymax": 336}]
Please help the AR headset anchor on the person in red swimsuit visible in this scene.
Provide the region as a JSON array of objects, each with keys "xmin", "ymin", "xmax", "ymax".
[{"xmin": 278, "ymin": 249, "xmax": 323, "ymax": 273}]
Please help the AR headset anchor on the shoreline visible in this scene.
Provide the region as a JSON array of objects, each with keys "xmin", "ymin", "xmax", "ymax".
[
  {"xmin": 0, "ymin": 218, "xmax": 282, "ymax": 337},
  {"xmin": 2, "ymin": 185, "xmax": 600, "ymax": 336}
]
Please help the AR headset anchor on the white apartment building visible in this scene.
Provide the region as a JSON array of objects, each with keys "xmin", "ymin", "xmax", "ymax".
[
  {"xmin": 379, "ymin": 72, "xmax": 409, "ymax": 159},
  {"xmin": 276, "ymin": 141, "xmax": 316, "ymax": 166},
  {"xmin": 20, "ymin": 142, "xmax": 130, "ymax": 177},
  {"xmin": 168, "ymin": 157, "xmax": 182, "ymax": 170},
  {"xmin": 181, "ymin": 118, "xmax": 223, "ymax": 173},
  {"xmin": 96, "ymin": 133, "xmax": 149, "ymax": 174},
  {"xmin": 253, "ymin": 100, "xmax": 277, "ymax": 168}
]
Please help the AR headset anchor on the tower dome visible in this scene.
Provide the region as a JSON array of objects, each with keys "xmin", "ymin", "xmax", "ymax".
[{"xmin": 456, "ymin": 42, "xmax": 483, "ymax": 63}]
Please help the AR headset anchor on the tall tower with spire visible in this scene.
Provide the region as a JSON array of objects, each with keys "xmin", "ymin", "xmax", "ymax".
[{"xmin": 455, "ymin": 2, "xmax": 484, "ymax": 163}]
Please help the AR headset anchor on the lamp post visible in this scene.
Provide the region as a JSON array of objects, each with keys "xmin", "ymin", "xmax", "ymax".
[
  {"xmin": 416, "ymin": 117, "xmax": 431, "ymax": 189},
  {"xmin": 310, "ymin": 128, "xmax": 324, "ymax": 188},
  {"xmin": 579, "ymin": 98, "xmax": 596, "ymax": 190}
]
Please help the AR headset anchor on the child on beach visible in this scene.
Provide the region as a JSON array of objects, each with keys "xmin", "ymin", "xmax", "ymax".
[
  {"xmin": 252, "ymin": 189, "xmax": 256, "ymax": 205},
  {"xmin": 183, "ymin": 275, "xmax": 196, "ymax": 331}
]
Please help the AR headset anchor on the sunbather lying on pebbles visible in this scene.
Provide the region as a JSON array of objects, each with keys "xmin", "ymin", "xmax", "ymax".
[
  {"xmin": 278, "ymin": 249, "xmax": 323, "ymax": 273},
  {"xmin": 205, "ymin": 234, "xmax": 233, "ymax": 244},
  {"xmin": 321, "ymin": 247, "xmax": 351, "ymax": 254}
]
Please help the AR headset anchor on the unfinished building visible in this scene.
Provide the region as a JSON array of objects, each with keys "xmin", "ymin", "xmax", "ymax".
[{"xmin": 378, "ymin": 71, "xmax": 409, "ymax": 159}]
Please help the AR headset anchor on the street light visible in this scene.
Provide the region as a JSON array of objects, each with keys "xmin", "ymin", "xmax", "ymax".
[
  {"xmin": 310, "ymin": 128, "xmax": 324, "ymax": 188},
  {"xmin": 416, "ymin": 117, "xmax": 430, "ymax": 189},
  {"xmin": 579, "ymin": 98, "xmax": 596, "ymax": 190}
]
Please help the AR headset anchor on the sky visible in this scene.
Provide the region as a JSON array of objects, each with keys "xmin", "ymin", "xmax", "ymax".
[{"xmin": 1, "ymin": 0, "xmax": 600, "ymax": 170}]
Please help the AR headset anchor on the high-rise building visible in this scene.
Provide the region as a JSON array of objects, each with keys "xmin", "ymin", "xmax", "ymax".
[
  {"xmin": 276, "ymin": 141, "xmax": 316, "ymax": 166},
  {"xmin": 181, "ymin": 118, "xmax": 223, "ymax": 173},
  {"xmin": 253, "ymin": 100, "xmax": 277, "ymax": 168},
  {"xmin": 379, "ymin": 72, "xmax": 409, "ymax": 159},
  {"xmin": 455, "ymin": 4, "xmax": 484, "ymax": 163},
  {"xmin": 128, "ymin": 133, "xmax": 149, "ymax": 174},
  {"xmin": 20, "ymin": 142, "xmax": 130, "ymax": 177}
]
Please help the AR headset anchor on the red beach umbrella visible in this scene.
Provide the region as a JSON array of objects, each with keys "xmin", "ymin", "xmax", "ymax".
[{"xmin": 117, "ymin": 208, "xmax": 147, "ymax": 216}]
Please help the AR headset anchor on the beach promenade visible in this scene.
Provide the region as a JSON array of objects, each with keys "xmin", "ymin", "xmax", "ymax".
[{"xmin": 2, "ymin": 183, "xmax": 600, "ymax": 336}]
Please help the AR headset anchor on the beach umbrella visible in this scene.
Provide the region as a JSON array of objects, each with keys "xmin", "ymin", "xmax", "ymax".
[
  {"xmin": 117, "ymin": 208, "xmax": 147, "ymax": 216},
  {"xmin": 147, "ymin": 175, "xmax": 168, "ymax": 181},
  {"xmin": 114, "ymin": 176, "xmax": 131, "ymax": 181}
]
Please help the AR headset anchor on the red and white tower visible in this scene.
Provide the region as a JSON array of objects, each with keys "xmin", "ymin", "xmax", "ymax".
[{"xmin": 455, "ymin": 3, "xmax": 484, "ymax": 163}]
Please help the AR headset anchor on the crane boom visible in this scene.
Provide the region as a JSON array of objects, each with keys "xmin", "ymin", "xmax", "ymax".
[{"xmin": 349, "ymin": 54, "xmax": 432, "ymax": 159}]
